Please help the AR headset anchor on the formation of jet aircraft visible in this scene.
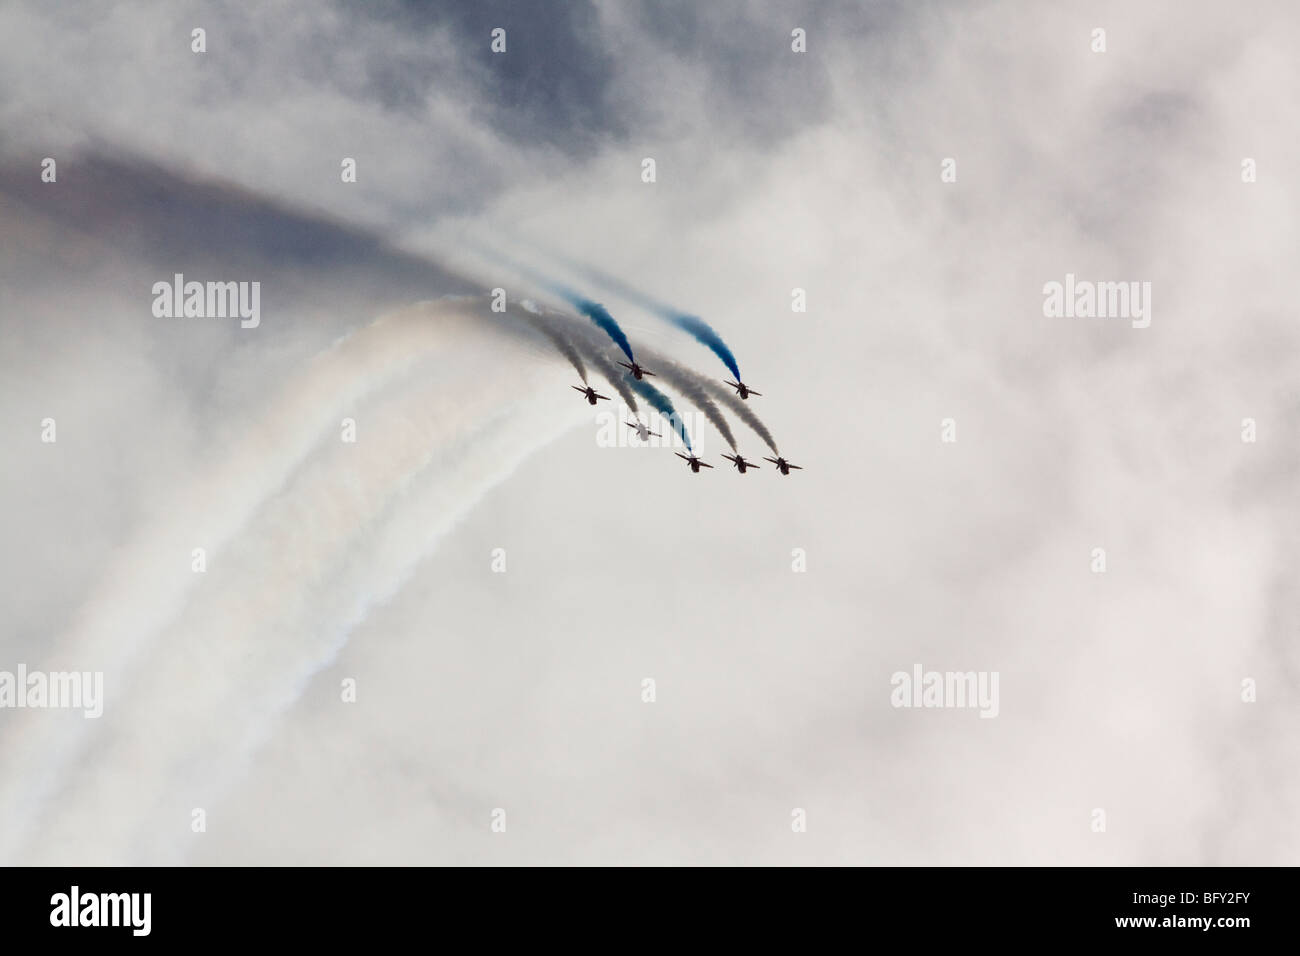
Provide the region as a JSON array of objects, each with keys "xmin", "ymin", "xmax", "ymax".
[{"xmin": 569, "ymin": 364, "xmax": 799, "ymax": 476}]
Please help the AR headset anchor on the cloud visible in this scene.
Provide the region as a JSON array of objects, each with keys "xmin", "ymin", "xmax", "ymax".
[{"xmin": 2, "ymin": 0, "xmax": 1298, "ymax": 866}]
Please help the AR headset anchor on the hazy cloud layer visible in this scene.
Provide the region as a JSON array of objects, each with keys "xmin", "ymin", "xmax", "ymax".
[{"xmin": 1, "ymin": 1, "xmax": 1297, "ymax": 864}]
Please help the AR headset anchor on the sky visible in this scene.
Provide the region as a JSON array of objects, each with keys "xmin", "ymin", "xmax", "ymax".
[{"xmin": 0, "ymin": 0, "xmax": 1297, "ymax": 864}]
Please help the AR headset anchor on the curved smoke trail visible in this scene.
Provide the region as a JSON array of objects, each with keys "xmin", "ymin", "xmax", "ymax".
[
  {"xmin": 544, "ymin": 313, "xmax": 640, "ymax": 412},
  {"xmin": 699, "ymin": 378, "xmax": 779, "ymax": 454},
  {"xmin": 465, "ymin": 241, "xmax": 636, "ymax": 365},
  {"xmin": 474, "ymin": 250, "xmax": 758, "ymax": 449},
  {"xmin": 514, "ymin": 305, "xmax": 587, "ymax": 383},
  {"xmin": 3, "ymin": 294, "xmax": 768, "ymax": 864},
  {"xmin": 0, "ymin": 302, "xmax": 498, "ymax": 861},
  {"xmin": 553, "ymin": 288, "xmax": 636, "ymax": 365},
  {"xmin": 506, "ymin": 305, "xmax": 771, "ymax": 460},
  {"xmin": 8, "ymin": 300, "xmax": 591, "ymax": 864},
  {"xmin": 534, "ymin": 253, "xmax": 742, "ymax": 380},
  {"xmin": 534, "ymin": 308, "xmax": 752, "ymax": 454},
  {"xmin": 631, "ymin": 348, "xmax": 740, "ymax": 453},
  {"xmin": 628, "ymin": 377, "xmax": 691, "ymax": 450},
  {"xmin": 663, "ymin": 312, "xmax": 741, "ymax": 381}
]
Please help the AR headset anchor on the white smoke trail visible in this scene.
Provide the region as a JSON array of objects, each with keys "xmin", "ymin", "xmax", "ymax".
[
  {"xmin": 0, "ymin": 296, "xmax": 520, "ymax": 860},
  {"xmin": 564, "ymin": 315, "xmax": 748, "ymax": 454},
  {"xmin": 698, "ymin": 377, "xmax": 779, "ymax": 455},
  {"xmin": 544, "ymin": 311, "xmax": 641, "ymax": 412},
  {"xmin": 514, "ymin": 305, "xmax": 588, "ymax": 384},
  {"xmin": 442, "ymin": 239, "xmax": 775, "ymax": 453},
  {"xmin": 10, "ymin": 299, "xmax": 589, "ymax": 864},
  {"xmin": 631, "ymin": 347, "xmax": 740, "ymax": 453},
  {"xmin": 3, "ymin": 294, "xmax": 753, "ymax": 864},
  {"xmin": 538, "ymin": 309, "xmax": 767, "ymax": 455}
]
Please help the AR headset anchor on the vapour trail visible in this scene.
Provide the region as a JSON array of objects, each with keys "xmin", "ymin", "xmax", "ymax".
[
  {"xmin": 534, "ymin": 308, "xmax": 749, "ymax": 454},
  {"xmin": 499, "ymin": 286, "xmax": 774, "ymax": 455},
  {"xmin": 2, "ymin": 295, "xmax": 761, "ymax": 863},
  {"xmin": 629, "ymin": 347, "xmax": 740, "ymax": 453},
  {"xmin": 465, "ymin": 250, "xmax": 770, "ymax": 453},
  {"xmin": 467, "ymin": 241, "xmax": 636, "ymax": 364},
  {"xmin": 0, "ymin": 303, "xmax": 491, "ymax": 861},
  {"xmin": 645, "ymin": 358, "xmax": 738, "ymax": 453},
  {"xmin": 628, "ymin": 377, "xmax": 692, "ymax": 450},
  {"xmin": 527, "ymin": 308, "xmax": 639, "ymax": 412},
  {"xmin": 11, "ymin": 301, "xmax": 590, "ymax": 864},
  {"xmin": 514, "ymin": 306, "xmax": 587, "ymax": 383},
  {"xmin": 560, "ymin": 291, "xmax": 636, "ymax": 365},
  {"xmin": 534, "ymin": 252, "xmax": 742, "ymax": 380},
  {"xmin": 698, "ymin": 378, "xmax": 780, "ymax": 455}
]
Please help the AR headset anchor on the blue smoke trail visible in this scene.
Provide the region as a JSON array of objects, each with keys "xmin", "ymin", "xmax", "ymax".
[
  {"xmin": 532, "ymin": 253, "xmax": 742, "ymax": 380},
  {"xmin": 628, "ymin": 377, "xmax": 691, "ymax": 451},
  {"xmin": 462, "ymin": 240, "xmax": 637, "ymax": 365},
  {"xmin": 553, "ymin": 287, "xmax": 636, "ymax": 365},
  {"xmin": 664, "ymin": 312, "xmax": 741, "ymax": 381}
]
